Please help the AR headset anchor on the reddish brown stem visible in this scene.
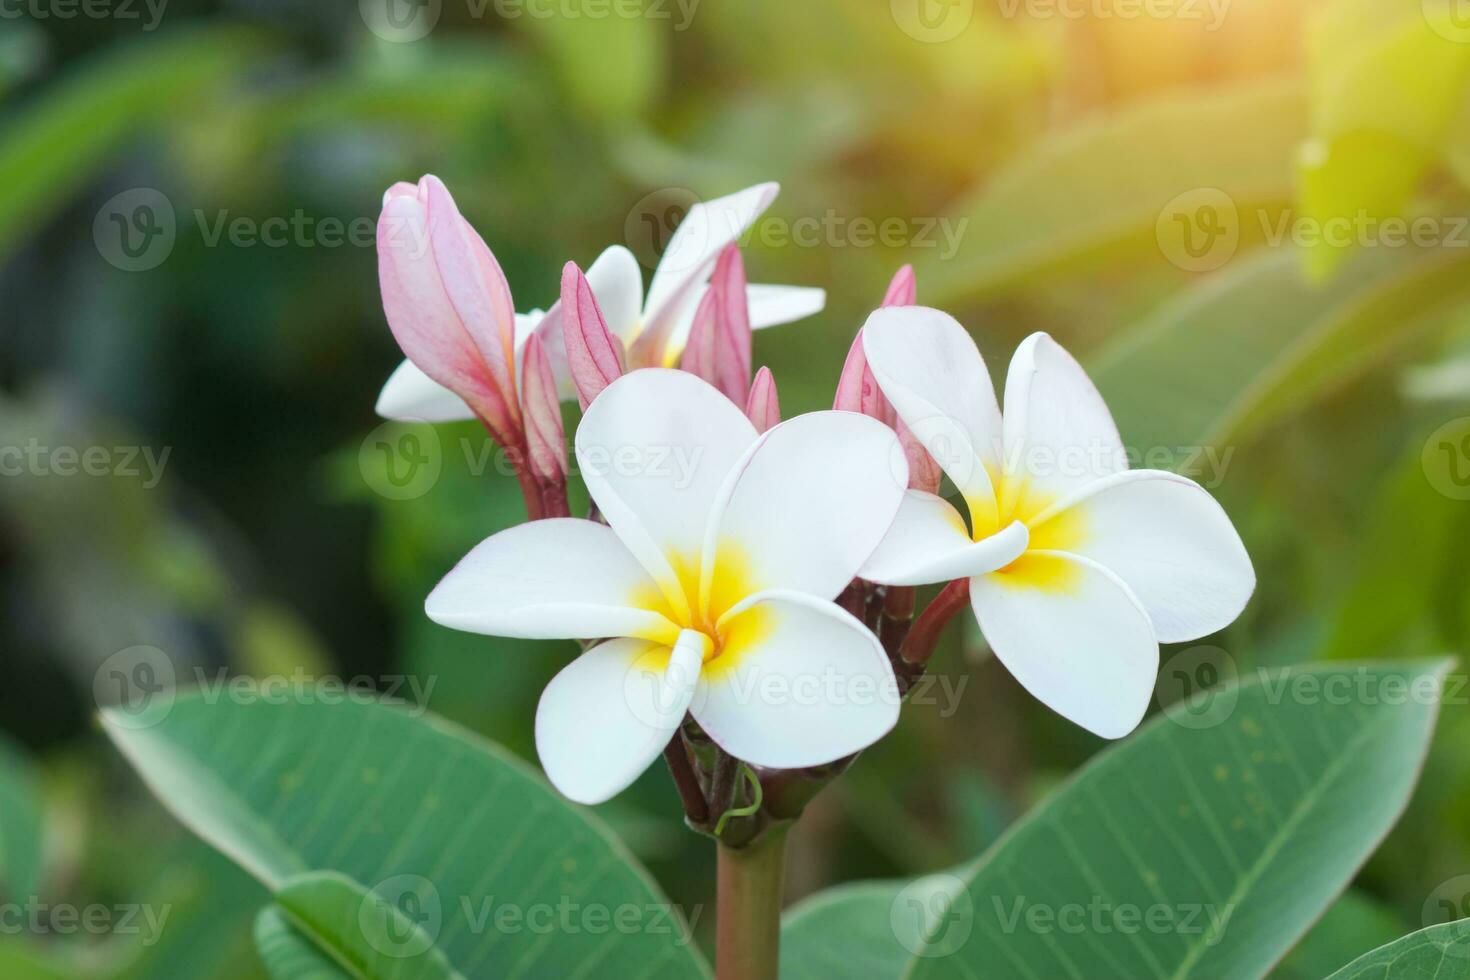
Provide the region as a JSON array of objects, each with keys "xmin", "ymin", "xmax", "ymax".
[
  {"xmin": 663, "ymin": 733, "xmax": 710, "ymax": 825},
  {"xmin": 901, "ymin": 578, "xmax": 970, "ymax": 666}
]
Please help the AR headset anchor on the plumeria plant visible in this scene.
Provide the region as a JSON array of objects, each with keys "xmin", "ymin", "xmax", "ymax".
[
  {"xmin": 379, "ymin": 173, "xmax": 1245, "ymax": 973},
  {"xmin": 98, "ymin": 175, "xmax": 1457, "ymax": 980}
]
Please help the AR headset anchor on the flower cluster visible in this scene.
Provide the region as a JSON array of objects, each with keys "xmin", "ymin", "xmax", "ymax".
[{"xmin": 375, "ymin": 176, "xmax": 1255, "ymax": 812}]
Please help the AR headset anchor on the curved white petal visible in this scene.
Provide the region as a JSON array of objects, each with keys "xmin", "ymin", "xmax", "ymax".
[
  {"xmin": 693, "ymin": 591, "xmax": 898, "ymax": 769},
  {"xmin": 971, "ymin": 552, "xmax": 1157, "ymax": 739},
  {"xmin": 862, "ymin": 307, "xmax": 1002, "ymax": 524},
  {"xmin": 643, "ymin": 183, "xmax": 780, "ymax": 340},
  {"xmin": 1038, "ymin": 470, "xmax": 1255, "ymax": 643},
  {"xmin": 535, "ymin": 632, "xmax": 703, "ymax": 805},
  {"xmin": 702, "ymin": 412, "xmax": 906, "ymax": 605},
  {"xmin": 375, "ymin": 359, "xmax": 475, "ymax": 422},
  {"xmin": 587, "ymin": 245, "xmax": 646, "ymax": 340},
  {"xmin": 861, "ymin": 491, "xmax": 1029, "ymax": 587},
  {"xmin": 1001, "ymin": 332, "xmax": 1127, "ymax": 503},
  {"xmin": 425, "ymin": 519, "xmax": 679, "ymax": 644},
  {"xmin": 574, "ymin": 370, "xmax": 758, "ymax": 615},
  {"xmin": 746, "ymin": 284, "xmax": 826, "ymax": 329}
]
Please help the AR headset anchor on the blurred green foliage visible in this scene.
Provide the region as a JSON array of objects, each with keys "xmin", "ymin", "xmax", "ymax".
[{"xmin": 1, "ymin": 0, "xmax": 1469, "ymax": 974}]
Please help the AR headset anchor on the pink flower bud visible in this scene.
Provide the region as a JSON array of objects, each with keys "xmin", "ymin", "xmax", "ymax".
[
  {"xmin": 680, "ymin": 245, "xmax": 752, "ymax": 404},
  {"xmin": 745, "ymin": 366, "xmax": 781, "ymax": 433},
  {"xmin": 560, "ymin": 262, "xmax": 626, "ymax": 410},
  {"xmin": 377, "ymin": 175, "xmax": 520, "ymax": 447},
  {"xmin": 882, "ymin": 264, "xmax": 916, "ymax": 307},
  {"xmin": 833, "ymin": 334, "xmax": 895, "ymax": 424},
  {"xmin": 520, "ymin": 332, "xmax": 567, "ymax": 488}
]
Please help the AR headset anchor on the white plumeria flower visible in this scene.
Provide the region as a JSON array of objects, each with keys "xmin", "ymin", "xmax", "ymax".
[
  {"xmin": 426, "ymin": 369, "xmax": 907, "ymax": 804},
  {"xmin": 859, "ymin": 307, "xmax": 1255, "ymax": 739},
  {"xmin": 376, "ymin": 183, "xmax": 825, "ymax": 421}
]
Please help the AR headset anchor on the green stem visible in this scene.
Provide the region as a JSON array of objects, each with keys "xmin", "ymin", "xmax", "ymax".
[{"xmin": 716, "ymin": 825, "xmax": 789, "ymax": 980}]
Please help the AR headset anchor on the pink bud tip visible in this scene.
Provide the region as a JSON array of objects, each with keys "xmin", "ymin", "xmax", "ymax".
[
  {"xmin": 681, "ymin": 245, "xmax": 753, "ymax": 404},
  {"xmin": 881, "ymin": 265, "xmax": 916, "ymax": 308},
  {"xmin": 519, "ymin": 332, "xmax": 568, "ymax": 486},
  {"xmin": 833, "ymin": 331, "xmax": 894, "ymax": 424},
  {"xmin": 745, "ymin": 367, "xmax": 781, "ymax": 433},
  {"xmin": 560, "ymin": 262, "xmax": 626, "ymax": 411}
]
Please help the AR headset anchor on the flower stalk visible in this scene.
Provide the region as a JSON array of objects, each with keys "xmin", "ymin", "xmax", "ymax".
[{"xmin": 716, "ymin": 824, "xmax": 789, "ymax": 980}]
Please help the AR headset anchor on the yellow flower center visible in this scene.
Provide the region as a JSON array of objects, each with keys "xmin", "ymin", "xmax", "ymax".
[
  {"xmin": 969, "ymin": 466, "xmax": 1088, "ymax": 593},
  {"xmin": 629, "ymin": 540, "xmax": 773, "ymax": 678}
]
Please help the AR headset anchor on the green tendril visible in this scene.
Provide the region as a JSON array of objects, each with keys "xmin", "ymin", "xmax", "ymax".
[{"xmin": 714, "ymin": 764, "xmax": 763, "ymax": 836}]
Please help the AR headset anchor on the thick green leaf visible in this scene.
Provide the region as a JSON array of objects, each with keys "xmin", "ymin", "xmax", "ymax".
[
  {"xmin": 255, "ymin": 906, "xmax": 350, "ymax": 980},
  {"xmin": 268, "ymin": 871, "xmax": 462, "ymax": 980},
  {"xmin": 896, "ymin": 661, "xmax": 1448, "ymax": 979},
  {"xmin": 918, "ymin": 81, "xmax": 1305, "ymax": 304},
  {"xmin": 0, "ymin": 27, "xmax": 263, "ymax": 261},
  {"xmin": 1091, "ymin": 247, "xmax": 1470, "ymax": 464},
  {"xmin": 780, "ymin": 880, "xmax": 912, "ymax": 980},
  {"xmin": 102, "ymin": 695, "xmax": 709, "ymax": 978},
  {"xmin": 1324, "ymin": 919, "xmax": 1470, "ymax": 978},
  {"xmin": 0, "ymin": 736, "xmax": 44, "ymax": 903}
]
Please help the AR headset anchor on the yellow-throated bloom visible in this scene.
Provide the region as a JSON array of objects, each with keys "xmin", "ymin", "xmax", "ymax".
[
  {"xmin": 859, "ymin": 308, "xmax": 1255, "ymax": 739},
  {"xmin": 427, "ymin": 370, "xmax": 906, "ymax": 804}
]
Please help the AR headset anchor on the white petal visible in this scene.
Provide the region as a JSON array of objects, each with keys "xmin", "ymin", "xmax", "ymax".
[
  {"xmin": 425, "ymin": 519, "xmax": 679, "ymax": 644},
  {"xmin": 587, "ymin": 245, "xmax": 646, "ymax": 340},
  {"xmin": 574, "ymin": 369, "xmax": 758, "ymax": 616},
  {"xmin": 535, "ymin": 633, "xmax": 703, "ymax": 805},
  {"xmin": 703, "ymin": 411, "xmax": 906, "ymax": 605},
  {"xmin": 861, "ymin": 491, "xmax": 1029, "ymax": 587},
  {"xmin": 862, "ymin": 307, "xmax": 1002, "ymax": 524},
  {"xmin": 693, "ymin": 591, "xmax": 898, "ymax": 769},
  {"xmin": 1001, "ymin": 332, "xmax": 1127, "ymax": 503},
  {"xmin": 643, "ymin": 183, "xmax": 780, "ymax": 340},
  {"xmin": 1038, "ymin": 470, "xmax": 1255, "ymax": 643},
  {"xmin": 375, "ymin": 359, "xmax": 474, "ymax": 422},
  {"xmin": 971, "ymin": 552, "xmax": 1157, "ymax": 739},
  {"xmin": 746, "ymin": 284, "xmax": 826, "ymax": 329}
]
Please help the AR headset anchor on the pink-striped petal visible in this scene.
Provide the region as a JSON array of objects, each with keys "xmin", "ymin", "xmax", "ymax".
[
  {"xmin": 520, "ymin": 332, "xmax": 567, "ymax": 486},
  {"xmin": 881, "ymin": 264, "xmax": 916, "ymax": 307},
  {"xmin": 745, "ymin": 366, "xmax": 781, "ymax": 433},
  {"xmin": 560, "ymin": 262, "xmax": 627, "ymax": 410},
  {"xmin": 680, "ymin": 245, "xmax": 752, "ymax": 404}
]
